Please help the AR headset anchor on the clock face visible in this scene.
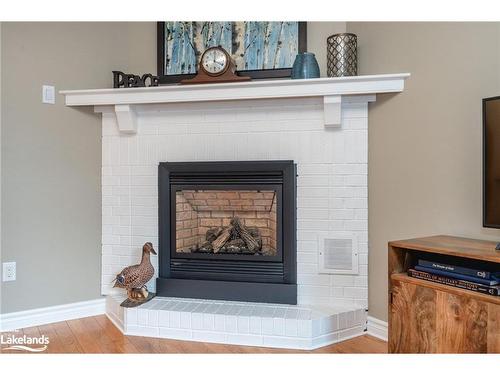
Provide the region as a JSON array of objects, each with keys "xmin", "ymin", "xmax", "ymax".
[{"xmin": 201, "ymin": 48, "xmax": 228, "ymax": 75}]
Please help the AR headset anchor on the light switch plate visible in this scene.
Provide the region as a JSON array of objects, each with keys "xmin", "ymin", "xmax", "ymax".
[
  {"xmin": 42, "ymin": 85, "xmax": 55, "ymax": 104},
  {"xmin": 2, "ymin": 262, "xmax": 16, "ymax": 282}
]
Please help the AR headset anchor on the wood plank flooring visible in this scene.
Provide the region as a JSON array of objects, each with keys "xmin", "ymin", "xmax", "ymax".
[{"xmin": 0, "ymin": 315, "xmax": 387, "ymax": 354}]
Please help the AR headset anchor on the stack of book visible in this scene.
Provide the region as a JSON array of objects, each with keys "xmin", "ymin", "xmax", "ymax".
[{"xmin": 408, "ymin": 258, "xmax": 500, "ymax": 297}]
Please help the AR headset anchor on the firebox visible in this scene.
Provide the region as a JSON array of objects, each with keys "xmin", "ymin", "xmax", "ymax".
[{"xmin": 157, "ymin": 161, "xmax": 297, "ymax": 304}]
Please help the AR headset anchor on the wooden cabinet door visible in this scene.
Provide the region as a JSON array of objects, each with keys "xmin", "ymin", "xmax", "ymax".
[
  {"xmin": 389, "ymin": 280, "xmax": 437, "ymax": 353},
  {"xmin": 390, "ymin": 279, "xmax": 500, "ymax": 353},
  {"xmin": 435, "ymin": 292, "xmax": 489, "ymax": 353}
]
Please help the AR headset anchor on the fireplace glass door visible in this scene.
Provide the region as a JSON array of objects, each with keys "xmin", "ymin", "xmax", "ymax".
[{"xmin": 172, "ymin": 186, "xmax": 282, "ymax": 262}]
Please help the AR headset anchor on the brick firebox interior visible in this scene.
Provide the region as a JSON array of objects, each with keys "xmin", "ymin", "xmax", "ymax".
[{"xmin": 176, "ymin": 190, "xmax": 278, "ymax": 255}]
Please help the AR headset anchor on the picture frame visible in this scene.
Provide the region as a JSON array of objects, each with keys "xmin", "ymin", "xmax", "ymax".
[{"xmin": 157, "ymin": 22, "xmax": 307, "ymax": 84}]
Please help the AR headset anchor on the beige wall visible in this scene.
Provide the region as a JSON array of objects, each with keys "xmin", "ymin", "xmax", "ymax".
[
  {"xmin": 307, "ymin": 22, "xmax": 346, "ymax": 76},
  {"xmin": 346, "ymin": 22, "xmax": 500, "ymax": 321},
  {"xmin": 0, "ymin": 22, "xmax": 153, "ymax": 313}
]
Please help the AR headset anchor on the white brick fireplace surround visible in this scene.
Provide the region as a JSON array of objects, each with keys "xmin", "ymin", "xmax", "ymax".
[{"xmin": 62, "ymin": 74, "xmax": 408, "ymax": 349}]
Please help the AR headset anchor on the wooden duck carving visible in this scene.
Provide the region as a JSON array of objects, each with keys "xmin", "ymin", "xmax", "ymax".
[{"xmin": 113, "ymin": 242, "xmax": 156, "ymax": 307}]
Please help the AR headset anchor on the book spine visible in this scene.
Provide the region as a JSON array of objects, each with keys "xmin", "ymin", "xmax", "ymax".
[
  {"xmin": 418, "ymin": 259, "xmax": 491, "ymax": 279},
  {"xmin": 414, "ymin": 265, "xmax": 498, "ymax": 286},
  {"xmin": 408, "ymin": 269, "xmax": 499, "ymax": 296}
]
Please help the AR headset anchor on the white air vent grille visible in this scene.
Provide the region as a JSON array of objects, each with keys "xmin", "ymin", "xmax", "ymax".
[{"xmin": 318, "ymin": 234, "xmax": 359, "ymax": 275}]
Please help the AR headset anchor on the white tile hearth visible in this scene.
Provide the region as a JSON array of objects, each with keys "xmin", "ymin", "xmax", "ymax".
[{"xmin": 106, "ymin": 294, "xmax": 367, "ymax": 350}]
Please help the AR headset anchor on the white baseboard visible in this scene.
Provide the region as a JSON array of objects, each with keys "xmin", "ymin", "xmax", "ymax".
[
  {"xmin": 366, "ymin": 316, "xmax": 388, "ymax": 341},
  {"xmin": 0, "ymin": 298, "xmax": 106, "ymax": 332}
]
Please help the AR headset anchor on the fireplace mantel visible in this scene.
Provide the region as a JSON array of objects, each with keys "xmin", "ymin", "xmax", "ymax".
[{"xmin": 61, "ymin": 73, "xmax": 409, "ymax": 133}]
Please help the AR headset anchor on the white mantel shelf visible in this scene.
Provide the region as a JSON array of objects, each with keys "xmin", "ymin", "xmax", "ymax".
[{"xmin": 61, "ymin": 73, "xmax": 409, "ymax": 133}]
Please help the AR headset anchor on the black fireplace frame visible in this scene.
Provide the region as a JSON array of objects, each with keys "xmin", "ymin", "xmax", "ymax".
[{"xmin": 157, "ymin": 160, "xmax": 297, "ymax": 304}]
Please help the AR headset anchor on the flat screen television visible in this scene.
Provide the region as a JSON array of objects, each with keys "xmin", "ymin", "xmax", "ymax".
[{"xmin": 483, "ymin": 96, "xmax": 500, "ymax": 228}]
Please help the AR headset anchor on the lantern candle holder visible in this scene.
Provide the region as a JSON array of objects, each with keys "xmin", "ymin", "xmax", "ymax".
[{"xmin": 327, "ymin": 33, "xmax": 357, "ymax": 77}]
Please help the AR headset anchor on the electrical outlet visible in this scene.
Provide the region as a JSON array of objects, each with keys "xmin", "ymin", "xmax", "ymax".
[
  {"xmin": 42, "ymin": 85, "xmax": 55, "ymax": 104},
  {"xmin": 2, "ymin": 262, "xmax": 16, "ymax": 282}
]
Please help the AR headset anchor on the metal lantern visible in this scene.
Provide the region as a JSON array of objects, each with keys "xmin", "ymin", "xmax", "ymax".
[{"xmin": 327, "ymin": 33, "xmax": 357, "ymax": 77}]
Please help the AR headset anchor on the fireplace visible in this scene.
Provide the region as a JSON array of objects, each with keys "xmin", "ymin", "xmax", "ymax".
[{"xmin": 157, "ymin": 161, "xmax": 297, "ymax": 304}]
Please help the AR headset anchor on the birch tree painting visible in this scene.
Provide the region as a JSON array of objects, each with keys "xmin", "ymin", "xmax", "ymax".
[{"xmin": 163, "ymin": 22, "xmax": 299, "ymax": 75}]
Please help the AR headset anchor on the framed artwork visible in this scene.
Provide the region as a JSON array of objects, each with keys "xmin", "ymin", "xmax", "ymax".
[{"xmin": 157, "ymin": 22, "xmax": 307, "ymax": 84}]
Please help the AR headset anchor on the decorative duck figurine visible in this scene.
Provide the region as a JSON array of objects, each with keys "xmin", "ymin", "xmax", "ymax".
[{"xmin": 113, "ymin": 242, "xmax": 156, "ymax": 307}]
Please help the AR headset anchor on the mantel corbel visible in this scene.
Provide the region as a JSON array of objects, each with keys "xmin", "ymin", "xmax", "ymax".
[{"xmin": 114, "ymin": 104, "xmax": 137, "ymax": 134}]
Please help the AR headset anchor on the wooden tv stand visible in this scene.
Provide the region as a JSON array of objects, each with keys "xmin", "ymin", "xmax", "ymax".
[{"xmin": 388, "ymin": 235, "xmax": 500, "ymax": 353}]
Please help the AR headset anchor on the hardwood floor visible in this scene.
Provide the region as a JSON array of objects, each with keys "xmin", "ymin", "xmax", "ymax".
[{"xmin": 0, "ymin": 315, "xmax": 387, "ymax": 354}]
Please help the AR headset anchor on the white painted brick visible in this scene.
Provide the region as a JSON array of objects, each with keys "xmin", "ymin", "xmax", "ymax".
[
  {"xmin": 297, "ymin": 274, "xmax": 330, "ymax": 286},
  {"xmin": 354, "ymin": 209, "xmax": 368, "ymax": 220},
  {"xmin": 273, "ymin": 317, "xmax": 286, "ymax": 336},
  {"xmin": 320, "ymin": 315, "xmax": 338, "ymax": 334},
  {"xmin": 130, "ymin": 175, "xmax": 156, "ymax": 186},
  {"xmin": 297, "ymin": 198, "xmax": 329, "ymax": 208},
  {"xmin": 297, "ymin": 163, "xmax": 330, "ymax": 175},
  {"xmin": 359, "ymin": 264, "xmax": 368, "ymax": 276},
  {"xmin": 344, "ymin": 220, "xmax": 368, "ymax": 231},
  {"xmin": 100, "ymin": 97, "xmax": 370, "ymax": 311},
  {"xmin": 345, "ymin": 131, "xmax": 367, "ymax": 163},
  {"xmin": 169, "ymin": 311, "xmax": 181, "ymax": 328},
  {"xmin": 343, "ymin": 287, "xmax": 368, "ymax": 299},
  {"xmin": 297, "ymin": 187, "xmax": 329, "ymax": 198},
  {"xmin": 298, "ymin": 285, "xmax": 330, "ymax": 297},
  {"xmin": 332, "ymin": 164, "xmax": 367, "ymax": 175},
  {"xmin": 137, "ymin": 309, "xmax": 148, "ymax": 326},
  {"xmin": 345, "ymin": 175, "xmax": 367, "ymax": 187},
  {"xmin": 261, "ymin": 317, "xmax": 274, "ymax": 335},
  {"xmin": 249, "ymin": 316, "xmax": 261, "ymax": 335},
  {"xmin": 237, "ymin": 316, "xmax": 250, "ymax": 334},
  {"xmin": 132, "ymin": 216, "xmax": 157, "ymax": 227},
  {"xmin": 297, "ymin": 175, "xmax": 329, "ymax": 186},
  {"xmin": 332, "ymin": 275, "xmax": 355, "ymax": 287},
  {"xmin": 330, "ymin": 209, "xmax": 354, "ymax": 220},
  {"xmin": 329, "ymin": 198, "xmax": 345, "ymax": 208},
  {"xmin": 203, "ymin": 314, "xmax": 215, "ymax": 331},
  {"xmin": 285, "ymin": 319, "xmax": 298, "ymax": 337},
  {"xmin": 328, "ymin": 221, "xmax": 345, "ymax": 231},
  {"xmin": 180, "ymin": 312, "xmax": 191, "ymax": 329},
  {"xmin": 191, "ymin": 312, "xmax": 203, "ymax": 330},
  {"xmin": 297, "ymin": 320, "xmax": 312, "ymax": 338},
  {"xmin": 331, "ymin": 287, "xmax": 344, "ymax": 297},
  {"xmin": 344, "ymin": 198, "xmax": 367, "ymax": 209},
  {"xmin": 297, "ymin": 220, "xmax": 330, "ymax": 231},
  {"xmin": 131, "ymin": 206, "xmax": 156, "ymax": 216},
  {"xmin": 214, "ymin": 314, "xmax": 225, "ymax": 331},
  {"xmin": 148, "ymin": 310, "xmax": 159, "ymax": 327},
  {"xmin": 297, "ymin": 263, "xmax": 318, "ymax": 274},
  {"xmin": 225, "ymin": 316, "xmax": 238, "ymax": 333},
  {"xmin": 330, "ymin": 175, "xmax": 345, "ymax": 186},
  {"xmin": 354, "ymin": 276, "xmax": 368, "ymax": 287},
  {"xmin": 343, "ymin": 117, "xmax": 368, "ymax": 130},
  {"xmin": 297, "ymin": 240, "xmax": 318, "ymax": 252},
  {"xmin": 297, "ymin": 209, "xmax": 329, "ymax": 220},
  {"xmin": 297, "ymin": 252, "xmax": 317, "ymax": 264}
]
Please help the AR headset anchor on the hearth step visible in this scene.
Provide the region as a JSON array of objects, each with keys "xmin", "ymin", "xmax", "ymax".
[{"xmin": 106, "ymin": 294, "xmax": 367, "ymax": 350}]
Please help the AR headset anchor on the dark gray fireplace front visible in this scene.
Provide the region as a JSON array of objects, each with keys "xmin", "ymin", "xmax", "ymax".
[{"xmin": 157, "ymin": 160, "xmax": 297, "ymax": 304}]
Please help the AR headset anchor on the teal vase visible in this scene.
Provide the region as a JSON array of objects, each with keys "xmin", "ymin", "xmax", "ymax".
[{"xmin": 291, "ymin": 52, "xmax": 320, "ymax": 79}]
